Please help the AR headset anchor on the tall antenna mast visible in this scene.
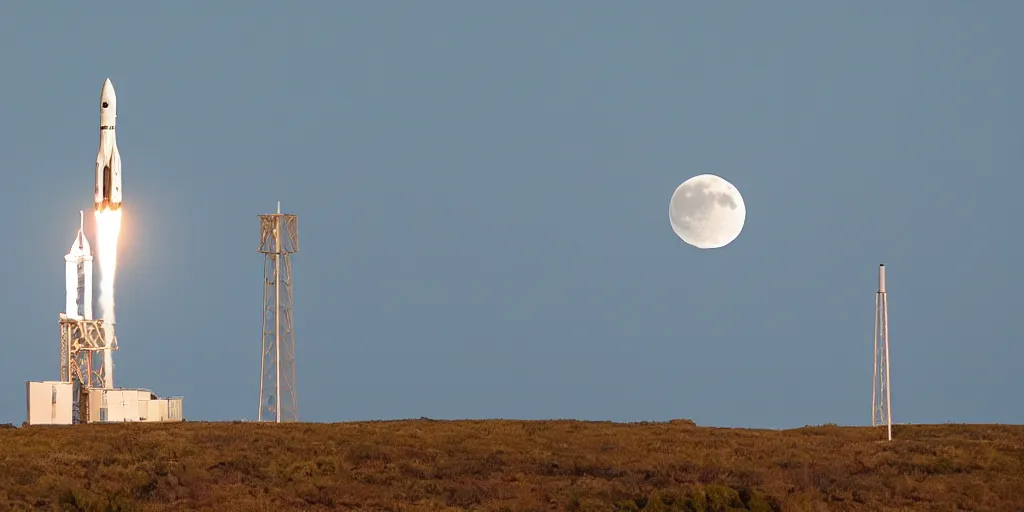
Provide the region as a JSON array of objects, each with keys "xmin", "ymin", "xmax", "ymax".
[
  {"xmin": 872, "ymin": 263, "xmax": 893, "ymax": 441},
  {"xmin": 258, "ymin": 201, "xmax": 299, "ymax": 422}
]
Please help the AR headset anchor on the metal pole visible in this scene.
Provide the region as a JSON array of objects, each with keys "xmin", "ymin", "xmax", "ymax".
[
  {"xmin": 883, "ymin": 293, "xmax": 892, "ymax": 441},
  {"xmin": 274, "ymin": 203, "xmax": 282, "ymax": 423}
]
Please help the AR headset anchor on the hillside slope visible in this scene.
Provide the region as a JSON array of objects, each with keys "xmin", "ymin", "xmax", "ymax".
[{"xmin": 1, "ymin": 420, "xmax": 1022, "ymax": 511}]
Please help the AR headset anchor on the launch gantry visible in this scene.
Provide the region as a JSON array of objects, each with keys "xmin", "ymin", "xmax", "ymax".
[
  {"xmin": 59, "ymin": 315, "xmax": 117, "ymax": 389},
  {"xmin": 58, "ymin": 211, "xmax": 117, "ymax": 391}
]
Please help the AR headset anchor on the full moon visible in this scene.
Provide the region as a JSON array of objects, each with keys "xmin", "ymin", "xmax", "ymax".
[{"xmin": 668, "ymin": 174, "xmax": 746, "ymax": 249}]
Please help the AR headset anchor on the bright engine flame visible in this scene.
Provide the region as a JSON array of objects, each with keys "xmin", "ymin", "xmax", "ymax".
[{"xmin": 94, "ymin": 208, "xmax": 122, "ymax": 339}]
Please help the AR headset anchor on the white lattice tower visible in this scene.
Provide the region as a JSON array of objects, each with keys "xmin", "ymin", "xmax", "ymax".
[
  {"xmin": 258, "ymin": 202, "xmax": 299, "ymax": 422},
  {"xmin": 872, "ymin": 263, "xmax": 893, "ymax": 441}
]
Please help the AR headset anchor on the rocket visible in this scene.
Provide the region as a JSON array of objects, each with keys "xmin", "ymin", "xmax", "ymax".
[{"xmin": 94, "ymin": 78, "xmax": 122, "ymax": 212}]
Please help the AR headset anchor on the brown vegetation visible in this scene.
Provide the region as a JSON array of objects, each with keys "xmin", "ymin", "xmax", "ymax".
[{"xmin": 0, "ymin": 419, "xmax": 1022, "ymax": 511}]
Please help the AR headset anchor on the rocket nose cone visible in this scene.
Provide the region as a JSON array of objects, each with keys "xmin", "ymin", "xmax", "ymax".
[
  {"xmin": 101, "ymin": 79, "xmax": 116, "ymax": 103},
  {"xmin": 100, "ymin": 78, "xmax": 117, "ymax": 122}
]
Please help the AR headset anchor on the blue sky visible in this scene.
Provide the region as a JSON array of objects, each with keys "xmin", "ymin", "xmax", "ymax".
[{"xmin": 0, "ymin": 2, "xmax": 1021, "ymax": 428}]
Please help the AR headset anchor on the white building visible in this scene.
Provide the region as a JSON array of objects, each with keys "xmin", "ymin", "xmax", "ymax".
[
  {"xmin": 25, "ymin": 382, "xmax": 183, "ymax": 424},
  {"xmin": 82, "ymin": 387, "xmax": 183, "ymax": 423},
  {"xmin": 25, "ymin": 381, "xmax": 75, "ymax": 425}
]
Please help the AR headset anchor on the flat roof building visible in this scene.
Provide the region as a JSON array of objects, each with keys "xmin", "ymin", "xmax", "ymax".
[{"xmin": 26, "ymin": 382, "xmax": 183, "ymax": 425}]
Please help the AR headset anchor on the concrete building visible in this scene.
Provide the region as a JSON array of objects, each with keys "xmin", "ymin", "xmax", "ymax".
[
  {"xmin": 25, "ymin": 381, "xmax": 75, "ymax": 425},
  {"xmin": 25, "ymin": 382, "xmax": 183, "ymax": 424},
  {"xmin": 81, "ymin": 387, "xmax": 183, "ymax": 423}
]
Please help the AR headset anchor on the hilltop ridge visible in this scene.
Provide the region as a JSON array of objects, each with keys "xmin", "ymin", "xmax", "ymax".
[{"xmin": 1, "ymin": 419, "xmax": 1022, "ymax": 511}]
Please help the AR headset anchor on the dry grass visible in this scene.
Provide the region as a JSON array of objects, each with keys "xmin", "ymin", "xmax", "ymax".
[{"xmin": 0, "ymin": 419, "xmax": 1022, "ymax": 511}]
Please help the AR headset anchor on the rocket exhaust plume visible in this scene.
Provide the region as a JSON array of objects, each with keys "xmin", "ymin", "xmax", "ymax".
[
  {"xmin": 96, "ymin": 208, "xmax": 121, "ymax": 389},
  {"xmin": 94, "ymin": 78, "xmax": 122, "ymax": 388},
  {"xmin": 95, "ymin": 209, "xmax": 121, "ymax": 322}
]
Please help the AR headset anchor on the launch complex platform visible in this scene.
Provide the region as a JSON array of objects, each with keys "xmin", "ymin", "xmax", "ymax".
[{"xmin": 24, "ymin": 78, "xmax": 183, "ymax": 426}]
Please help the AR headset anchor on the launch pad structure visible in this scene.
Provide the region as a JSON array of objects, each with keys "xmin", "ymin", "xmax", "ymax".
[
  {"xmin": 27, "ymin": 212, "xmax": 182, "ymax": 426},
  {"xmin": 872, "ymin": 263, "xmax": 893, "ymax": 441},
  {"xmin": 59, "ymin": 315, "xmax": 117, "ymax": 389},
  {"xmin": 258, "ymin": 201, "xmax": 299, "ymax": 422},
  {"xmin": 58, "ymin": 211, "xmax": 117, "ymax": 391}
]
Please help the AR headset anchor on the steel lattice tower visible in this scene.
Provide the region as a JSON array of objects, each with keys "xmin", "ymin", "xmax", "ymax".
[
  {"xmin": 872, "ymin": 263, "xmax": 893, "ymax": 441},
  {"xmin": 258, "ymin": 202, "xmax": 299, "ymax": 422},
  {"xmin": 60, "ymin": 316, "xmax": 117, "ymax": 388}
]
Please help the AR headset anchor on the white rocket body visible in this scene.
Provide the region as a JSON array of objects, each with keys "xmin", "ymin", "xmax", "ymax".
[
  {"xmin": 95, "ymin": 78, "xmax": 121, "ymax": 211},
  {"xmin": 64, "ymin": 212, "xmax": 93, "ymax": 320}
]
